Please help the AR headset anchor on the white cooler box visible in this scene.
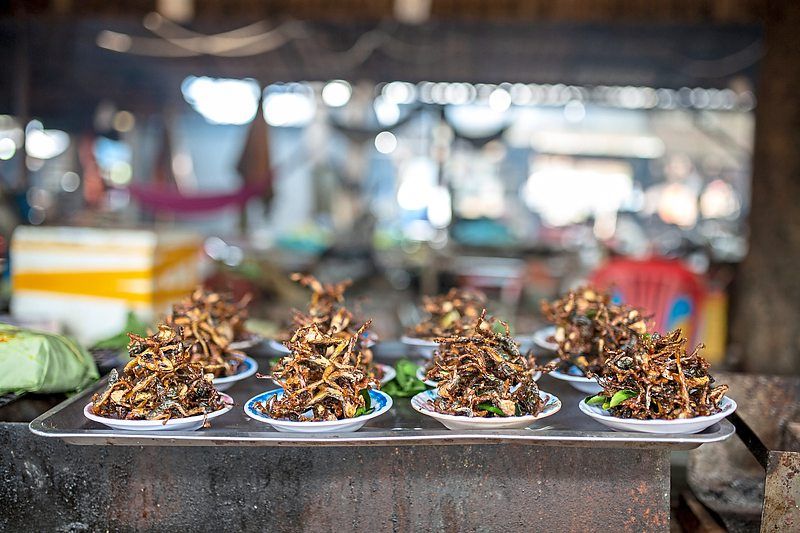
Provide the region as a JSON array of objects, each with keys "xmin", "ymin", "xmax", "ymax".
[{"xmin": 10, "ymin": 226, "xmax": 202, "ymax": 345}]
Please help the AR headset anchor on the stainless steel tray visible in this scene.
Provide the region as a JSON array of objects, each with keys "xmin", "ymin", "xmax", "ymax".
[{"xmin": 30, "ymin": 354, "xmax": 735, "ymax": 448}]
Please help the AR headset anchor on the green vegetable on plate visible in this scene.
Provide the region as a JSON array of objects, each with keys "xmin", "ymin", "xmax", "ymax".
[
  {"xmin": 381, "ymin": 359, "xmax": 426, "ymax": 398},
  {"xmin": 586, "ymin": 389, "xmax": 638, "ymax": 411},
  {"xmin": 476, "ymin": 403, "xmax": 507, "ymax": 417},
  {"xmin": 91, "ymin": 312, "xmax": 151, "ymax": 351},
  {"xmin": 354, "ymin": 388, "xmax": 374, "ymax": 417}
]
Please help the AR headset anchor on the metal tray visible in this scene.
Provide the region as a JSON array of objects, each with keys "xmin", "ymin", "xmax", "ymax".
[{"xmin": 30, "ymin": 354, "xmax": 735, "ymax": 449}]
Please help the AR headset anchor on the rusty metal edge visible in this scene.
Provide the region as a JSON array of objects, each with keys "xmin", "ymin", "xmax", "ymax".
[{"xmin": 761, "ymin": 450, "xmax": 800, "ymax": 532}]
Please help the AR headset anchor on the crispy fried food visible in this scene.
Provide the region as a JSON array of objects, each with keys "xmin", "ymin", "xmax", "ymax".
[
  {"xmin": 166, "ymin": 288, "xmax": 251, "ymax": 377},
  {"xmin": 276, "ymin": 273, "xmax": 378, "ymax": 377},
  {"xmin": 260, "ymin": 321, "xmax": 378, "ymax": 421},
  {"xmin": 289, "ymin": 273, "xmax": 352, "ymax": 331},
  {"xmin": 90, "ymin": 325, "xmax": 226, "ymax": 423},
  {"xmin": 594, "ymin": 329, "xmax": 728, "ymax": 420},
  {"xmin": 410, "ymin": 288, "xmax": 496, "ymax": 339},
  {"xmin": 427, "ymin": 311, "xmax": 543, "ymax": 417},
  {"xmin": 541, "ymin": 286, "xmax": 648, "ymax": 375}
]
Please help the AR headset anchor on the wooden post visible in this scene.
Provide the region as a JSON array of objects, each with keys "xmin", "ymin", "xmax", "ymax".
[{"xmin": 730, "ymin": 3, "xmax": 800, "ymax": 375}]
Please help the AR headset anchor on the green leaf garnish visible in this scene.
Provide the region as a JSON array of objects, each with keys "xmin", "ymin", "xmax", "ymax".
[
  {"xmin": 361, "ymin": 388, "xmax": 371, "ymax": 409},
  {"xmin": 477, "ymin": 403, "xmax": 507, "ymax": 417},
  {"xmin": 354, "ymin": 389, "xmax": 374, "ymax": 417},
  {"xmin": 609, "ymin": 389, "xmax": 637, "ymax": 407},
  {"xmin": 586, "ymin": 395, "xmax": 607, "ymax": 406}
]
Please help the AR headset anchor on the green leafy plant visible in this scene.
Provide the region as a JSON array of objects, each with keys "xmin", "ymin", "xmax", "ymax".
[
  {"xmin": 91, "ymin": 312, "xmax": 151, "ymax": 351},
  {"xmin": 381, "ymin": 359, "xmax": 426, "ymax": 398}
]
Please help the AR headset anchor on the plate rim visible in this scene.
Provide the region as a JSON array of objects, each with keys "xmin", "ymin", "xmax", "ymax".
[
  {"xmin": 410, "ymin": 388, "xmax": 561, "ymax": 423},
  {"xmin": 578, "ymin": 395, "xmax": 737, "ymax": 426},
  {"xmin": 547, "ymin": 358, "xmax": 597, "ymax": 383},
  {"xmin": 228, "ymin": 333, "xmax": 265, "ymax": 350},
  {"xmin": 83, "ymin": 392, "xmax": 234, "ymax": 427},
  {"xmin": 415, "ymin": 366, "xmax": 439, "ymax": 387},
  {"xmin": 376, "ymin": 363, "xmax": 396, "ymax": 385},
  {"xmin": 518, "ymin": 325, "xmax": 558, "ymax": 349},
  {"xmin": 212, "ymin": 356, "xmax": 259, "ymax": 385},
  {"xmin": 243, "ymin": 388, "xmax": 393, "ymax": 427},
  {"xmin": 268, "ymin": 339, "xmax": 291, "ymax": 353},
  {"xmin": 400, "ymin": 335, "xmax": 439, "ymax": 348}
]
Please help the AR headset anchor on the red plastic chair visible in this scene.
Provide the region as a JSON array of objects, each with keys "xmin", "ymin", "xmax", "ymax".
[{"xmin": 590, "ymin": 257, "xmax": 706, "ymax": 342}]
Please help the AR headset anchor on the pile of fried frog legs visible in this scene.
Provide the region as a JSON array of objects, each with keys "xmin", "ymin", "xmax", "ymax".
[
  {"xmin": 541, "ymin": 286, "xmax": 648, "ymax": 375},
  {"xmin": 595, "ymin": 329, "xmax": 729, "ymax": 420},
  {"xmin": 262, "ymin": 321, "xmax": 377, "ymax": 421},
  {"xmin": 166, "ymin": 288, "xmax": 251, "ymax": 377},
  {"xmin": 276, "ymin": 273, "xmax": 380, "ymax": 379},
  {"xmin": 90, "ymin": 325, "xmax": 227, "ymax": 424},
  {"xmin": 426, "ymin": 311, "xmax": 543, "ymax": 418}
]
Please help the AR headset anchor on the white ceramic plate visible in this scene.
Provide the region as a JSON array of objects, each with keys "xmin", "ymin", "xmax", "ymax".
[
  {"xmin": 212, "ymin": 356, "xmax": 258, "ymax": 392},
  {"xmin": 578, "ymin": 396, "xmax": 737, "ymax": 434},
  {"xmin": 416, "ymin": 366, "xmax": 542, "ymax": 388},
  {"xmin": 268, "ymin": 339, "xmax": 290, "ymax": 354},
  {"xmin": 548, "ymin": 359, "xmax": 603, "ymax": 394},
  {"xmin": 83, "ymin": 393, "xmax": 234, "ymax": 432},
  {"xmin": 243, "ymin": 388, "xmax": 392, "ymax": 433},
  {"xmin": 415, "ymin": 366, "xmax": 439, "ymax": 387},
  {"xmin": 411, "ymin": 389, "xmax": 561, "ymax": 430},
  {"xmin": 516, "ymin": 326, "xmax": 557, "ymax": 353},
  {"xmin": 375, "ymin": 363, "xmax": 396, "ymax": 385},
  {"xmin": 229, "ymin": 334, "xmax": 264, "ymax": 351},
  {"xmin": 400, "ymin": 335, "xmax": 438, "ymax": 359}
]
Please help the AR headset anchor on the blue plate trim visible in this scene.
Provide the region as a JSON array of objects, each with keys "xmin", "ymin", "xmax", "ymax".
[
  {"xmin": 238, "ymin": 357, "xmax": 254, "ymax": 373},
  {"xmin": 245, "ymin": 388, "xmax": 389, "ymax": 421},
  {"xmin": 212, "ymin": 355, "xmax": 258, "ymax": 384},
  {"xmin": 566, "ymin": 365, "xmax": 586, "ymax": 377}
]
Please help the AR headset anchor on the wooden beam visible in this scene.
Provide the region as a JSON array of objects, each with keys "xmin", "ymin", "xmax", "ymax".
[{"xmin": 4, "ymin": 0, "xmax": 769, "ymax": 23}]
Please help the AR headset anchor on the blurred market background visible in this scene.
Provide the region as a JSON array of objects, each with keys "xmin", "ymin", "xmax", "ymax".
[
  {"xmin": 3, "ymin": 1, "xmax": 800, "ymax": 531},
  {"xmin": 0, "ymin": 0, "xmax": 765, "ymax": 360}
]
